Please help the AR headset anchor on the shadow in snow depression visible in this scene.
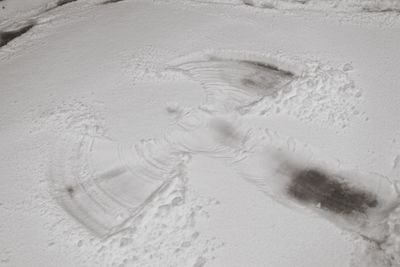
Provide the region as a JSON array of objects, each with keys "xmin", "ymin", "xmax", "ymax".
[
  {"xmin": 0, "ymin": 1, "xmax": 77, "ymax": 49},
  {"xmin": 0, "ymin": 23, "xmax": 35, "ymax": 48},
  {"xmin": 102, "ymin": 0, "xmax": 125, "ymax": 5},
  {"xmin": 45, "ymin": 0, "xmax": 78, "ymax": 12},
  {"xmin": 55, "ymin": 0, "xmax": 78, "ymax": 8}
]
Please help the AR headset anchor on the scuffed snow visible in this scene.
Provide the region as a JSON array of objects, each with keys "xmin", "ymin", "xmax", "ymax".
[
  {"xmin": 1, "ymin": 0, "xmax": 400, "ymax": 266},
  {"xmin": 167, "ymin": 50, "xmax": 362, "ymax": 128},
  {"xmin": 189, "ymin": 0, "xmax": 400, "ymax": 13}
]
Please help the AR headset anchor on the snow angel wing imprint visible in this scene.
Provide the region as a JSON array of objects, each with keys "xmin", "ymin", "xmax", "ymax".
[
  {"xmin": 49, "ymin": 133, "xmax": 187, "ymax": 237},
  {"xmin": 167, "ymin": 51, "xmax": 296, "ymax": 111}
]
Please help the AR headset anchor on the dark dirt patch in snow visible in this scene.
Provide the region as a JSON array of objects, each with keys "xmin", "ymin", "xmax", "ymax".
[
  {"xmin": 66, "ymin": 185, "xmax": 75, "ymax": 196},
  {"xmin": 0, "ymin": 23, "xmax": 35, "ymax": 48},
  {"xmin": 287, "ymin": 169, "xmax": 378, "ymax": 215}
]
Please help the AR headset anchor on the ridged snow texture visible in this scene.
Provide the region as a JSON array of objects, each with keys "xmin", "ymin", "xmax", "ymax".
[
  {"xmin": 49, "ymin": 134, "xmax": 185, "ymax": 237},
  {"xmin": 169, "ymin": 57, "xmax": 295, "ymax": 112}
]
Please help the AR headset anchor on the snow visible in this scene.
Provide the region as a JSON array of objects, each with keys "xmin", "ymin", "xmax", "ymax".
[
  {"xmin": 190, "ymin": 0, "xmax": 400, "ymax": 12},
  {"xmin": 1, "ymin": 0, "xmax": 400, "ymax": 266}
]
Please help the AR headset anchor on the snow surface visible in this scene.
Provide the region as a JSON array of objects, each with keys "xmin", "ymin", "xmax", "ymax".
[{"xmin": 1, "ymin": 0, "xmax": 400, "ymax": 266}]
